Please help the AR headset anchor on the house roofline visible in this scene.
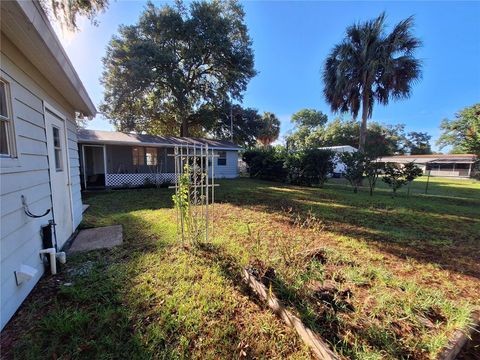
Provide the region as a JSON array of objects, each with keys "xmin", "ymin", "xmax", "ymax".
[
  {"xmin": 1, "ymin": 0, "xmax": 96, "ymax": 117},
  {"xmin": 79, "ymin": 139, "xmax": 241, "ymax": 151}
]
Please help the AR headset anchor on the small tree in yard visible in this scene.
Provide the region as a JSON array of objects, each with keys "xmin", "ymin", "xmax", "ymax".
[
  {"xmin": 286, "ymin": 149, "xmax": 334, "ymax": 187},
  {"xmin": 340, "ymin": 152, "xmax": 366, "ymax": 193},
  {"xmin": 364, "ymin": 156, "xmax": 383, "ymax": 196},
  {"xmin": 403, "ymin": 162, "xmax": 423, "ymax": 196},
  {"xmin": 382, "ymin": 162, "xmax": 422, "ymax": 196},
  {"xmin": 382, "ymin": 163, "xmax": 405, "ymax": 196}
]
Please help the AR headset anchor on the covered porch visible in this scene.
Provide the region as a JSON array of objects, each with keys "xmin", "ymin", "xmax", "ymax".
[
  {"xmin": 376, "ymin": 154, "xmax": 478, "ymax": 179},
  {"xmin": 80, "ymin": 144, "xmax": 177, "ymax": 189},
  {"xmin": 78, "ymin": 129, "xmax": 240, "ymax": 189}
]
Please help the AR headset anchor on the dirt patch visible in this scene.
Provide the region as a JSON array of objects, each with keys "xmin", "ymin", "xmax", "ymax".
[{"xmin": 307, "ymin": 280, "xmax": 354, "ymax": 313}]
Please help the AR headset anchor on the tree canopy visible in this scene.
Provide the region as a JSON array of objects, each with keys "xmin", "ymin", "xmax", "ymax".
[
  {"xmin": 437, "ymin": 103, "xmax": 480, "ymax": 155},
  {"xmin": 323, "ymin": 12, "xmax": 422, "ymax": 152},
  {"xmin": 40, "ymin": 0, "xmax": 109, "ymax": 31},
  {"xmin": 100, "ymin": 0, "xmax": 256, "ymax": 137},
  {"xmin": 257, "ymin": 112, "xmax": 281, "ymax": 146},
  {"xmin": 286, "ymin": 116, "xmax": 408, "ymax": 157},
  {"xmin": 208, "ymin": 104, "xmax": 265, "ymax": 148},
  {"xmin": 286, "ymin": 109, "xmax": 328, "ymax": 149},
  {"xmin": 405, "ymin": 131, "xmax": 432, "ymax": 155}
]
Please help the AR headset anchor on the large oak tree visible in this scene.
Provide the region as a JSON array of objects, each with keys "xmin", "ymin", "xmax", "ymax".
[
  {"xmin": 40, "ymin": 0, "xmax": 109, "ymax": 31},
  {"xmin": 101, "ymin": 0, "xmax": 256, "ymax": 137}
]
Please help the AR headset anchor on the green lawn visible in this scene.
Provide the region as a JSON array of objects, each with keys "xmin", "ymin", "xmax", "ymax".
[{"xmin": 4, "ymin": 177, "xmax": 480, "ymax": 359}]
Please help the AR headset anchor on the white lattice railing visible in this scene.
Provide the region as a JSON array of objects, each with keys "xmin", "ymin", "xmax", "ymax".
[{"xmin": 105, "ymin": 173, "xmax": 177, "ymax": 187}]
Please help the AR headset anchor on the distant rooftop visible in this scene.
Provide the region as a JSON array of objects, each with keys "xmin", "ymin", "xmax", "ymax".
[
  {"xmin": 377, "ymin": 154, "xmax": 477, "ymax": 164},
  {"xmin": 77, "ymin": 129, "xmax": 241, "ymax": 150},
  {"xmin": 318, "ymin": 145, "xmax": 358, "ymax": 152}
]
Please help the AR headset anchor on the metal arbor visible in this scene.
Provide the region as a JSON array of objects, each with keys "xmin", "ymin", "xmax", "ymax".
[{"xmin": 171, "ymin": 144, "xmax": 217, "ymax": 245}]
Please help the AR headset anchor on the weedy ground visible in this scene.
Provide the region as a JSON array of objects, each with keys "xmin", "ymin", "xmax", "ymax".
[{"xmin": 2, "ymin": 177, "xmax": 479, "ymax": 359}]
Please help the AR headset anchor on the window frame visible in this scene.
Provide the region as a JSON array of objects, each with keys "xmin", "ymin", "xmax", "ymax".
[
  {"xmin": 217, "ymin": 151, "xmax": 227, "ymax": 166},
  {"xmin": 0, "ymin": 78, "xmax": 17, "ymax": 158}
]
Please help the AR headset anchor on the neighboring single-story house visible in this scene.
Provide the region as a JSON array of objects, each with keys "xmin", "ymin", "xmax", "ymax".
[
  {"xmin": 319, "ymin": 145, "xmax": 358, "ymax": 176},
  {"xmin": 376, "ymin": 154, "xmax": 478, "ymax": 178},
  {"xmin": 77, "ymin": 129, "xmax": 241, "ymax": 189},
  {"xmin": 1, "ymin": 1, "xmax": 95, "ymax": 329}
]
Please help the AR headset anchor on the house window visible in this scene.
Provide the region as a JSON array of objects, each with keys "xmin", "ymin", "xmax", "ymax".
[
  {"xmin": 132, "ymin": 147, "xmax": 145, "ymax": 166},
  {"xmin": 218, "ymin": 151, "xmax": 227, "ymax": 166},
  {"xmin": 0, "ymin": 79, "xmax": 15, "ymax": 157},
  {"xmin": 52, "ymin": 126, "xmax": 63, "ymax": 171},
  {"xmin": 146, "ymin": 147, "xmax": 157, "ymax": 166}
]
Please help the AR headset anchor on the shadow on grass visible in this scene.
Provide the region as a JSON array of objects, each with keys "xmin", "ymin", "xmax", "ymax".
[
  {"xmin": 81, "ymin": 187, "xmax": 175, "ymax": 224},
  {"xmin": 3, "ymin": 210, "xmax": 175, "ymax": 360},
  {"xmin": 194, "ymin": 242, "xmax": 415, "ymax": 359},
  {"xmin": 215, "ymin": 179, "xmax": 480, "ymax": 281}
]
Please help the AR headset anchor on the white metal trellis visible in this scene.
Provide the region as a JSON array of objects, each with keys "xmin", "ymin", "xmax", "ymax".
[{"xmin": 170, "ymin": 144, "xmax": 218, "ymax": 244}]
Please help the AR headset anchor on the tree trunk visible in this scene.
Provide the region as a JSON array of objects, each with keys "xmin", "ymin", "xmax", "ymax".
[
  {"xmin": 359, "ymin": 89, "xmax": 370, "ymax": 153},
  {"xmin": 180, "ymin": 119, "xmax": 189, "ymax": 137}
]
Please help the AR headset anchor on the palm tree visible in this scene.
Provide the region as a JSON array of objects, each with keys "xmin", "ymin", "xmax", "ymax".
[
  {"xmin": 257, "ymin": 112, "xmax": 280, "ymax": 146},
  {"xmin": 323, "ymin": 13, "xmax": 422, "ymax": 152}
]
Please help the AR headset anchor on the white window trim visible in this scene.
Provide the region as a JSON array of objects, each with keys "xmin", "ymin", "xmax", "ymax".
[
  {"xmin": 52, "ymin": 125, "xmax": 63, "ymax": 172},
  {"xmin": 0, "ymin": 78, "xmax": 18, "ymax": 160}
]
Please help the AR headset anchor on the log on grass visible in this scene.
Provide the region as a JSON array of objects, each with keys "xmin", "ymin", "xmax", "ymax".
[
  {"xmin": 242, "ymin": 268, "xmax": 339, "ymax": 360},
  {"xmin": 437, "ymin": 309, "xmax": 480, "ymax": 360}
]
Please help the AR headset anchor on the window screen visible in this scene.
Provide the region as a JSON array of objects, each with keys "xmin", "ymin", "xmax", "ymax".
[
  {"xmin": 146, "ymin": 147, "xmax": 158, "ymax": 166},
  {"xmin": 53, "ymin": 126, "xmax": 63, "ymax": 171},
  {"xmin": 218, "ymin": 151, "xmax": 227, "ymax": 166},
  {"xmin": 132, "ymin": 147, "xmax": 145, "ymax": 166}
]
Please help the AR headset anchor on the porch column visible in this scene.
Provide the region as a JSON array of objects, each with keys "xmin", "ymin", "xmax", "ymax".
[
  {"xmin": 468, "ymin": 163, "xmax": 472, "ymax": 177},
  {"xmin": 103, "ymin": 145, "xmax": 108, "ymax": 186}
]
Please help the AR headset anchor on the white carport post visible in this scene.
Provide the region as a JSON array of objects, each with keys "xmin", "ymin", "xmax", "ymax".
[
  {"xmin": 425, "ymin": 160, "xmax": 432, "ymax": 194},
  {"xmin": 103, "ymin": 145, "xmax": 107, "ymax": 187}
]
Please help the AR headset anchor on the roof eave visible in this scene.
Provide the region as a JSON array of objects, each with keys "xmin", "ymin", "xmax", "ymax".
[
  {"xmin": 1, "ymin": 0, "xmax": 96, "ymax": 117},
  {"xmin": 78, "ymin": 138, "xmax": 241, "ymax": 151}
]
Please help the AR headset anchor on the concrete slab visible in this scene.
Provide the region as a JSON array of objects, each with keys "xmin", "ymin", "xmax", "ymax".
[{"xmin": 69, "ymin": 225, "xmax": 123, "ymax": 253}]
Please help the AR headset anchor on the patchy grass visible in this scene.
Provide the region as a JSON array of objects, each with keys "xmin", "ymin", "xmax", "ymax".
[{"xmin": 2, "ymin": 177, "xmax": 479, "ymax": 359}]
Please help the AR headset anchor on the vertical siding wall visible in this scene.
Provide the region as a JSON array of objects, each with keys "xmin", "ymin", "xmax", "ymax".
[{"xmin": 0, "ymin": 37, "xmax": 82, "ymax": 329}]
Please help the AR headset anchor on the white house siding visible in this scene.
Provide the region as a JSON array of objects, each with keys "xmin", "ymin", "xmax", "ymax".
[
  {"xmin": 214, "ymin": 150, "xmax": 238, "ymax": 178},
  {"xmin": 0, "ymin": 36, "xmax": 82, "ymax": 329},
  {"xmin": 66, "ymin": 119, "xmax": 83, "ymax": 229}
]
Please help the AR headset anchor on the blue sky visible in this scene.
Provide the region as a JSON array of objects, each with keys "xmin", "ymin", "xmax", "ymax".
[{"xmin": 58, "ymin": 1, "xmax": 480, "ymax": 151}]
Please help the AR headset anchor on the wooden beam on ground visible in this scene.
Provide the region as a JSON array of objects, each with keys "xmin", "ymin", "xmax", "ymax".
[
  {"xmin": 242, "ymin": 268, "xmax": 339, "ymax": 360},
  {"xmin": 437, "ymin": 309, "xmax": 480, "ymax": 360}
]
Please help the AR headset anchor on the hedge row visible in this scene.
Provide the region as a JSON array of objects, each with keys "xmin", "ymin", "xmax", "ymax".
[{"xmin": 242, "ymin": 148, "xmax": 334, "ymax": 187}]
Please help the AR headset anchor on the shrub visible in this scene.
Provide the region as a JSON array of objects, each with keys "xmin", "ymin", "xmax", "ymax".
[
  {"xmin": 285, "ymin": 149, "xmax": 334, "ymax": 187},
  {"xmin": 471, "ymin": 161, "xmax": 480, "ymax": 180},
  {"xmin": 242, "ymin": 147, "xmax": 288, "ymax": 182}
]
